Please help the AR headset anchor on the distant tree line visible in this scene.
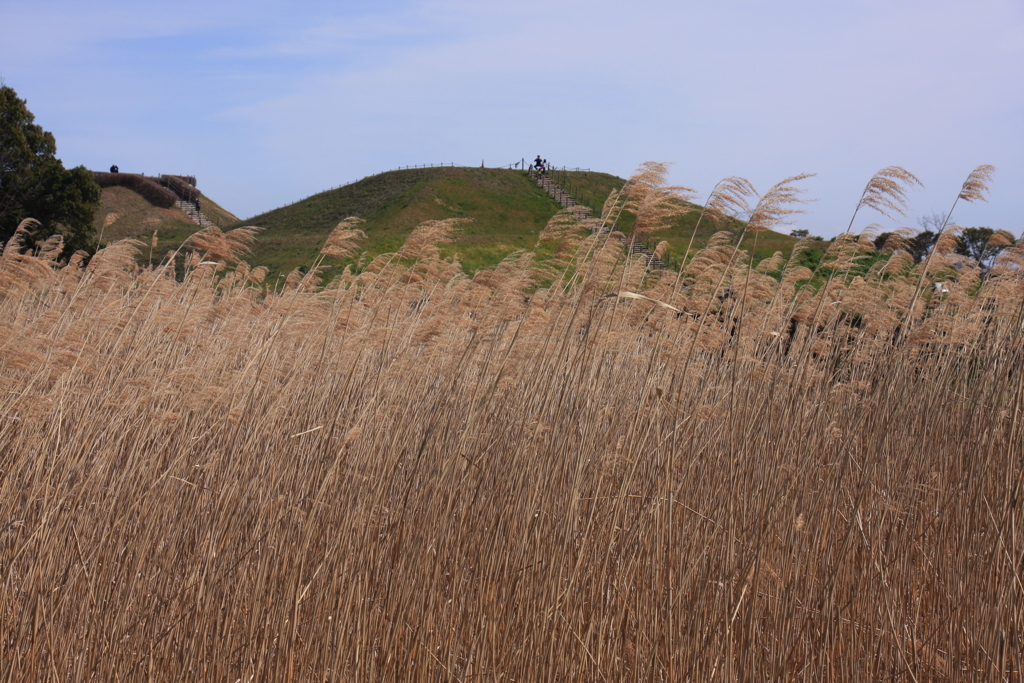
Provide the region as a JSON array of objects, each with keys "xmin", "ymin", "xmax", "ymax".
[
  {"xmin": 873, "ymin": 210, "xmax": 1015, "ymax": 271},
  {"xmin": 790, "ymin": 216, "xmax": 1015, "ymax": 273}
]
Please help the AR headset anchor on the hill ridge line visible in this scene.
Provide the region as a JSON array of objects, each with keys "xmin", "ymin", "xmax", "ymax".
[{"xmin": 255, "ymin": 163, "xmax": 462, "ymax": 217}]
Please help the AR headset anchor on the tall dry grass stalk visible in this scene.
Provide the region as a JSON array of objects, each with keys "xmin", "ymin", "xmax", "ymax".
[{"xmin": 0, "ymin": 163, "xmax": 1020, "ymax": 681}]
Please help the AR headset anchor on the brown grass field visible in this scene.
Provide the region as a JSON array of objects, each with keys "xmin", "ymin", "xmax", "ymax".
[{"xmin": 1, "ymin": 163, "xmax": 1021, "ymax": 681}]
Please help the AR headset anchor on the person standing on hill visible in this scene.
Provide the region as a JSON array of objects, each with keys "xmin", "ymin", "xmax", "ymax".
[
  {"xmin": 110, "ymin": 164, "xmax": 118, "ymax": 173},
  {"xmin": 534, "ymin": 155, "xmax": 543, "ymax": 171}
]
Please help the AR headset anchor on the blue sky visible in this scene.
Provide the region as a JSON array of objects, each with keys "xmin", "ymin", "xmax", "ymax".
[{"xmin": 2, "ymin": 0, "xmax": 1021, "ymax": 236}]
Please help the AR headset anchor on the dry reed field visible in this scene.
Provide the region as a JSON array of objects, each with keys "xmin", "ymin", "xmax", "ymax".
[{"xmin": 1, "ymin": 163, "xmax": 1021, "ymax": 681}]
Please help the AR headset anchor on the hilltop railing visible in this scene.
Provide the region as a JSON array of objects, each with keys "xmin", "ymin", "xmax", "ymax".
[
  {"xmin": 388, "ymin": 163, "xmax": 458, "ymax": 171},
  {"xmin": 159, "ymin": 175, "xmax": 201, "ymax": 204}
]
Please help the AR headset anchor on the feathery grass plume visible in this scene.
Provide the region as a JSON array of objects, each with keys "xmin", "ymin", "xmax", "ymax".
[
  {"xmin": 61, "ymin": 249, "xmax": 89, "ymax": 273},
  {"xmin": 746, "ymin": 173, "xmax": 814, "ymax": 234},
  {"xmin": 734, "ymin": 267, "xmax": 779, "ymax": 307},
  {"xmin": 284, "ymin": 267, "xmax": 304, "ymax": 291},
  {"xmin": 2, "ymin": 218, "xmax": 40, "ymax": 257},
  {"xmin": 760, "ymin": 234, "xmax": 816, "ymax": 301},
  {"xmin": 754, "ymin": 251, "xmax": 785, "ymax": 274},
  {"xmin": 917, "ymin": 164, "xmax": 997, "ymax": 260},
  {"xmin": 536, "ymin": 209, "xmax": 582, "ymax": 247},
  {"xmin": 880, "ymin": 248, "xmax": 915, "ymax": 277},
  {"xmin": 877, "ymin": 227, "xmax": 915, "ymax": 253},
  {"xmin": 471, "ymin": 251, "xmax": 539, "ymax": 300},
  {"xmin": 36, "ymin": 234, "xmax": 64, "ymax": 262},
  {"xmin": 621, "ymin": 161, "xmax": 670, "ymax": 204},
  {"xmin": 222, "ymin": 261, "xmax": 262, "ymax": 294},
  {"xmin": 653, "ymin": 240, "xmax": 669, "ymax": 261},
  {"xmin": 545, "ymin": 211, "xmax": 615, "ymax": 295},
  {"xmin": 933, "ymin": 223, "xmax": 963, "ymax": 256},
  {"xmin": 320, "ymin": 217, "xmax": 367, "ymax": 259},
  {"xmin": 600, "ymin": 187, "xmax": 622, "ymax": 223},
  {"xmin": 974, "ymin": 229, "xmax": 1024, "ymax": 278},
  {"xmin": 844, "ymin": 166, "xmax": 922, "ymax": 234},
  {"xmin": 820, "ymin": 233, "xmax": 864, "ymax": 275},
  {"xmin": 593, "ymin": 186, "xmax": 629, "ymax": 235},
  {"xmin": 620, "ymin": 162, "xmax": 697, "ymax": 237},
  {"xmin": 902, "ymin": 163, "xmax": 996, "ymax": 335},
  {"xmin": 726, "ymin": 173, "xmax": 812, "ymax": 301},
  {"xmin": 917, "ymin": 226, "xmax": 971, "ymax": 289},
  {"xmin": 986, "ymin": 229, "xmax": 1015, "ymax": 251},
  {"xmin": 705, "ymin": 176, "xmax": 759, "ymax": 220},
  {"xmin": 85, "ymin": 239, "xmax": 143, "ymax": 289},
  {"xmin": 577, "ymin": 234, "xmax": 628, "ymax": 298},
  {"xmin": 987, "ymin": 232, "xmax": 1024, "ymax": 277},
  {"xmin": 224, "ymin": 226, "xmax": 261, "ymax": 258},
  {"xmin": 683, "ymin": 230, "xmax": 736, "ymax": 280},
  {"xmin": 398, "ymin": 217, "xmax": 469, "ymax": 259},
  {"xmin": 753, "ymin": 239, "xmax": 817, "ymax": 344},
  {"xmin": 958, "ymin": 164, "xmax": 996, "ymax": 202},
  {"xmin": 184, "ymin": 260, "xmax": 223, "ymax": 287},
  {"xmin": 681, "ymin": 174, "xmax": 812, "ymax": 375},
  {"xmin": 247, "ymin": 265, "xmax": 269, "ymax": 285},
  {"xmin": 395, "ymin": 239, "xmax": 463, "ymax": 291},
  {"xmin": 781, "ymin": 265, "xmax": 814, "ymax": 286},
  {"xmin": 676, "ymin": 176, "xmax": 758, "ymax": 277},
  {"xmin": 185, "ymin": 225, "xmax": 260, "ymax": 263},
  {"xmin": 295, "ymin": 265, "xmax": 326, "ymax": 292},
  {"xmin": 841, "ymin": 274, "xmax": 899, "ymax": 341},
  {"xmin": 0, "ymin": 252, "xmax": 54, "ymax": 297},
  {"xmin": 727, "ymin": 176, "xmax": 810, "ymax": 355},
  {"xmin": 856, "ymin": 225, "xmax": 881, "ymax": 252}
]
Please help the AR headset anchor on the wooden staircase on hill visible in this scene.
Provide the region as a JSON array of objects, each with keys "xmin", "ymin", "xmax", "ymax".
[
  {"xmin": 530, "ymin": 171, "xmax": 664, "ymax": 270},
  {"xmin": 175, "ymin": 200, "xmax": 217, "ymax": 229}
]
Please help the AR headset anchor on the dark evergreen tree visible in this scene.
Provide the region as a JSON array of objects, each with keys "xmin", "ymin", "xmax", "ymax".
[
  {"xmin": 956, "ymin": 227, "xmax": 1014, "ymax": 269},
  {"xmin": 908, "ymin": 230, "xmax": 937, "ymax": 263},
  {"xmin": 0, "ymin": 85, "xmax": 100, "ymax": 254}
]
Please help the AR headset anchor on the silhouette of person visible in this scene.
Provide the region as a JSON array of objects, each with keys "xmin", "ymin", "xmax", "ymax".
[{"xmin": 110, "ymin": 165, "xmax": 119, "ymax": 173}]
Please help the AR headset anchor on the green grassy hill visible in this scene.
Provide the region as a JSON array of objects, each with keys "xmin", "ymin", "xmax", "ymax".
[
  {"xmin": 95, "ymin": 165, "xmax": 822, "ymax": 277},
  {"xmin": 236, "ymin": 167, "xmax": 567, "ymax": 277},
  {"xmin": 235, "ymin": 167, "xmax": 818, "ymax": 279}
]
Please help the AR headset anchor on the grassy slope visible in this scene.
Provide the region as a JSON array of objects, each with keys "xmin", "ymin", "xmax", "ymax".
[
  {"xmin": 94, "ymin": 186, "xmax": 240, "ymax": 260},
  {"xmin": 197, "ymin": 193, "xmax": 239, "ymax": 228},
  {"xmin": 236, "ymin": 167, "xmax": 826, "ymax": 280},
  {"xmin": 99, "ymin": 165, "xmax": 825, "ymax": 277},
  {"xmin": 238, "ymin": 167, "xmax": 562, "ymax": 278},
  {"xmin": 95, "ymin": 186, "xmax": 197, "ymax": 249}
]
